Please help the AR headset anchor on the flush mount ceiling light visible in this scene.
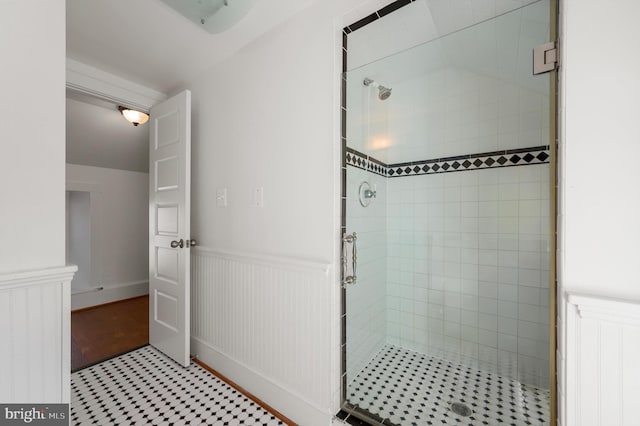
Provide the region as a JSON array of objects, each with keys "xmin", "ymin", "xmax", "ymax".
[
  {"xmin": 119, "ymin": 106, "xmax": 149, "ymax": 127},
  {"xmin": 159, "ymin": 0, "xmax": 255, "ymax": 34}
]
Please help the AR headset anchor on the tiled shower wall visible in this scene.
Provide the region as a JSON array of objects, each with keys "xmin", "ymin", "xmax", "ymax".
[
  {"xmin": 345, "ymin": 167, "xmax": 387, "ymax": 382},
  {"xmin": 344, "ymin": 0, "xmax": 551, "ymax": 390},
  {"xmin": 386, "ymin": 164, "xmax": 550, "ymax": 388}
]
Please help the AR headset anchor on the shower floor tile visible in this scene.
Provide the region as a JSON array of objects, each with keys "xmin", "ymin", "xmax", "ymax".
[
  {"xmin": 71, "ymin": 345, "xmax": 284, "ymax": 425},
  {"xmin": 346, "ymin": 345, "xmax": 550, "ymax": 426}
]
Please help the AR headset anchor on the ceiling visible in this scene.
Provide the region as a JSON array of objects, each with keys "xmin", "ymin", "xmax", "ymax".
[
  {"xmin": 66, "ymin": 90, "xmax": 150, "ymax": 173},
  {"xmin": 66, "ymin": 0, "xmax": 319, "ymax": 94},
  {"xmin": 65, "ymin": 0, "xmax": 320, "ymax": 173}
]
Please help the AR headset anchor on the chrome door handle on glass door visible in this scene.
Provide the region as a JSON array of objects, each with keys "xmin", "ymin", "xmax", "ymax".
[{"xmin": 342, "ymin": 232, "xmax": 357, "ymax": 286}]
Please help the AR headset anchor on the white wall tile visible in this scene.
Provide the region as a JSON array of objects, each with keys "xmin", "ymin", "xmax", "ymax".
[
  {"xmin": 460, "ymin": 309, "xmax": 479, "ymax": 326},
  {"xmin": 518, "ymin": 286, "xmax": 541, "ymax": 305},
  {"xmin": 499, "ymin": 334, "xmax": 518, "ymax": 352},
  {"xmin": 498, "ymin": 267, "xmax": 519, "ymax": 284},
  {"xmin": 498, "ymin": 317, "xmax": 518, "ymax": 336},
  {"xmin": 478, "ymin": 313, "xmax": 498, "ymax": 331},
  {"xmin": 499, "ymin": 300, "xmax": 518, "ymax": 319},
  {"xmin": 383, "ymin": 165, "xmax": 550, "ymax": 388},
  {"xmin": 479, "ymin": 329, "xmax": 498, "ymax": 347},
  {"xmin": 498, "ymin": 283, "xmax": 518, "ymax": 302},
  {"xmin": 460, "ymin": 294, "xmax": 478, "ymax": 311},
  {"xmin": 348, "ymin": 0, "xmax": 552, "ymax": 389},
  {"xmin": 478, "ymin": 281, "xmax": 498, "ymax": 298}
]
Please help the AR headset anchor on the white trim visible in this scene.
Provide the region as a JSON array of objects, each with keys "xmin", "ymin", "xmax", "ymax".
[
  {"xmin": 66, "ymin": 180, "xmax": 103, "ymax": 292},
  {"xmin": 191, "ymin": 337, "xmax": 333, "ymax": 425},
  {"xmin": 61, "ymin": 278, "xmax": 71, "ymax": 402},
  {"xmin": 564, "ymin": 291, "xmax": 640, "ymax": 426},
  {"xmin": 331, "ymin": 12, "xmax": 346, "ymax": 415},
  {"xmin": 66, "ymin": 58, "xmax": 167, "ymax": 111},
  {"xmin": 567, "ymin": 292, "xmax": 640, "ymax": 326},
  {"xmin": 0, "ymin": 265, "xmax": 77, "ymax": 290},
  {"xmin": 71, "ymin": 280, "xmax": 149, "ymax": 310},
  {"xmin": 193, "ymin": 246, "xmax": 331, "ymax": 274}
]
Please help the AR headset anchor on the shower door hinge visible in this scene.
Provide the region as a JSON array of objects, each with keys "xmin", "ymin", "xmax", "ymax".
[{"xmin": 533, "ymin": 41, "xmax": 558, "ymax": 75}]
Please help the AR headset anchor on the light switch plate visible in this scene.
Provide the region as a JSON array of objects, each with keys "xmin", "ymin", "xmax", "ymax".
[
  {"xmin": 253, "ymin": 187, "xmax": 264, "ymax": 207},
  {"xmin": 216, "ymin": 188, "xmax": 227, "ymax": 207}
]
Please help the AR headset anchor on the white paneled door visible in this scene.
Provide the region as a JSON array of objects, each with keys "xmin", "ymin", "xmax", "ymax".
[{"xmin": 149, "ymin": 90, "xmax": 192, "ymax": 367}]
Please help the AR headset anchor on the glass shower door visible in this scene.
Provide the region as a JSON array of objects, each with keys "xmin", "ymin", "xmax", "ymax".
[{"xmin": 341, "ymin": 0, "xmax": 554, "ymax": 424}]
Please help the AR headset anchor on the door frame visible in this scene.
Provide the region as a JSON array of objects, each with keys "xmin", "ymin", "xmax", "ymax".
[
  {"xmin": 65, "ymin": 181, "xmax": 103, "ymax": 296},
  {"xmin": 66, "ymin": 58, "xmax": 167, "ymax": 114},
  {"xmin": 65, "ymin": 62, "xmax": 170, "ymax": 358}
]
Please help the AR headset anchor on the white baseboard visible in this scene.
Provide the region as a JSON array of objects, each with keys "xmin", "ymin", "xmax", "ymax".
[
  {"xmin": 191, "ymin": 337, "xmax": 333, "ymax": 426},
  {"xmin": 71, "ymin": 280, "xmax": 148, "ymax": 310}
]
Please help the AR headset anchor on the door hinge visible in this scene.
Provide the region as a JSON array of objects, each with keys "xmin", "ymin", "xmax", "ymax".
[{"xmin": 533, "ymin": 41, "xmax": 558, "ymax": 75}]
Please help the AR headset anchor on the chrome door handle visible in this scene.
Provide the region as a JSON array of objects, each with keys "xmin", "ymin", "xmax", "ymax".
[
  {"xmin": 342, "ymin": 232, "xmax": 357, "ymax": 286},
  {"xmin": 186, "ymin": 239, "xmax": 197, "ymax": 248},
  {"xmin": 170, "ymin": 239, "xmax": 184, "ymax": 248}
]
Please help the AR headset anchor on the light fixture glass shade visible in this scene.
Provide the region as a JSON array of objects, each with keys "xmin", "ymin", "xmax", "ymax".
[
  {"xmin": 119, "ymin": 107, "xmax": 149, "ymax": 127},
  {"xmin": 159, "ymin": 0, "xmax": 255, "ymax": 34}
]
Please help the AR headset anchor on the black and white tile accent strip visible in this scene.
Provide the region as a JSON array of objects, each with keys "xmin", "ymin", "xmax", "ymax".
[
  {"xmin": 71, "ymin": 346, "xmax": 284, "ymax": 425},
  {"xmin": 346, "ymin": 146, "xmax": 550, "ymax": 178},
  {"xmin": 343, "ymin": 0, "xmax": 417, "ymax": 34},
  {"xmin": 346, "ymin": 344, "xmax": 550, "ymax": 426},
  {"xmin": 345, "ymin": 148, "xmax": 388, "ymax": 177}
]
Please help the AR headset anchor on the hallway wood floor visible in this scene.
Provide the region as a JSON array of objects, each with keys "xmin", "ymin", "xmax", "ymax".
[{"xmin": 71, "ymin": 295, "xmax": 149, "ymax": 371}]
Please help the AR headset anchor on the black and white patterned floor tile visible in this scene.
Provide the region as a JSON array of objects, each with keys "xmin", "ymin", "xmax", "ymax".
[
  {"xmin": 71, "ymin": 346, "xmax": 284, "ymax": 425},
  {"xmin": 347, "ymin": 345, "xmax": 550, "ymax": 426}
]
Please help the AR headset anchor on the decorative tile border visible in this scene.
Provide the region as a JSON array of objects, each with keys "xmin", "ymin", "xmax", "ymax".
[
  {"xmin": 345, "ymin": 148, "xmax": 387, "ymax": 177},
  {"xmin": 387, "ymin": 146, "xmax": 551, "ymax": 177},
  {"xmin": 347, "ymin": 145, "xmax": 550, "ymax": 178}
]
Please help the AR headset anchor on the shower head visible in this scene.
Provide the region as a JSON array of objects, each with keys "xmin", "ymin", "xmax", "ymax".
[
  {"xmin": 378, "ymin": 86, "xmax": 392, "ymax": 100},
  {"xmin": 363, "ymin": 77, "xmax": 392, "ymax": 100}
]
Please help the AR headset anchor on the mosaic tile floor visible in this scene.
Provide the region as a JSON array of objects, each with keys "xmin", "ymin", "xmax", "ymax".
[
  {"xmin": 346, "ymin": 345, "xmax": 550, "ymax": 426},
  {"xmin": 71, "ymin": 346, "xmax": 284, "ymax": 425}
]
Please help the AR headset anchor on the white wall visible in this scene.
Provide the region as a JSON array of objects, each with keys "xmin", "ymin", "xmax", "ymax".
[
  {"xmin": 559, "ymin": 1, "xmax": 640, "ymax": 300},
  {"xmin": 188, "ymin": 7, "xmax": 339, "ymax": 260},
  {"xmin": 0, "ymin": 0, "xmax": 69, "ymax": 404},
  {"xmin": 559, "ymin": 0, "xmax": 640, "ymax": 424},
  {"xmin": 186, "ymin": 2, "xmax": 337, "ymax": 421},
  {"xmin": 0, "ymin": 1, "xmax": 66, "ymax": 274},
  {"xmin": 67, "ymin": 191, "xmax": 92, "ymax": 291},
  {"xmin": 67, "ymin": 164, "xmax": 149, "ymax": 308},
  {"xmin": 183, "ymin": 1, "xmax": 382, "ymax": 422}
]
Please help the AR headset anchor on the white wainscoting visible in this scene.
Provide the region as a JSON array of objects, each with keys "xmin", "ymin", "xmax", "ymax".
[
  {"xmin": 0, "ymin": 266, "xmax": 76, "ymax": 403},
  {"xmin": 563, "ymin": 292, "xmax": 640, "ymax": 426},
  {"xmin": 190, "ymin": 247, "xmax": 334, "ymax": 425}
]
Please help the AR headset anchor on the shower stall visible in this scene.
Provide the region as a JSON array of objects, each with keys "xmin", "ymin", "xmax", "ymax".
[{"xmin": 340, "ymin": 0, "xmax": 555, "ymax": 424}]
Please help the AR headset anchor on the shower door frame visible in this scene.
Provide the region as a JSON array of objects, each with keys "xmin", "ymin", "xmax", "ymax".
[{"xmin": 338, "ymin": 0, "xmax": 559, "ymax": 423}]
